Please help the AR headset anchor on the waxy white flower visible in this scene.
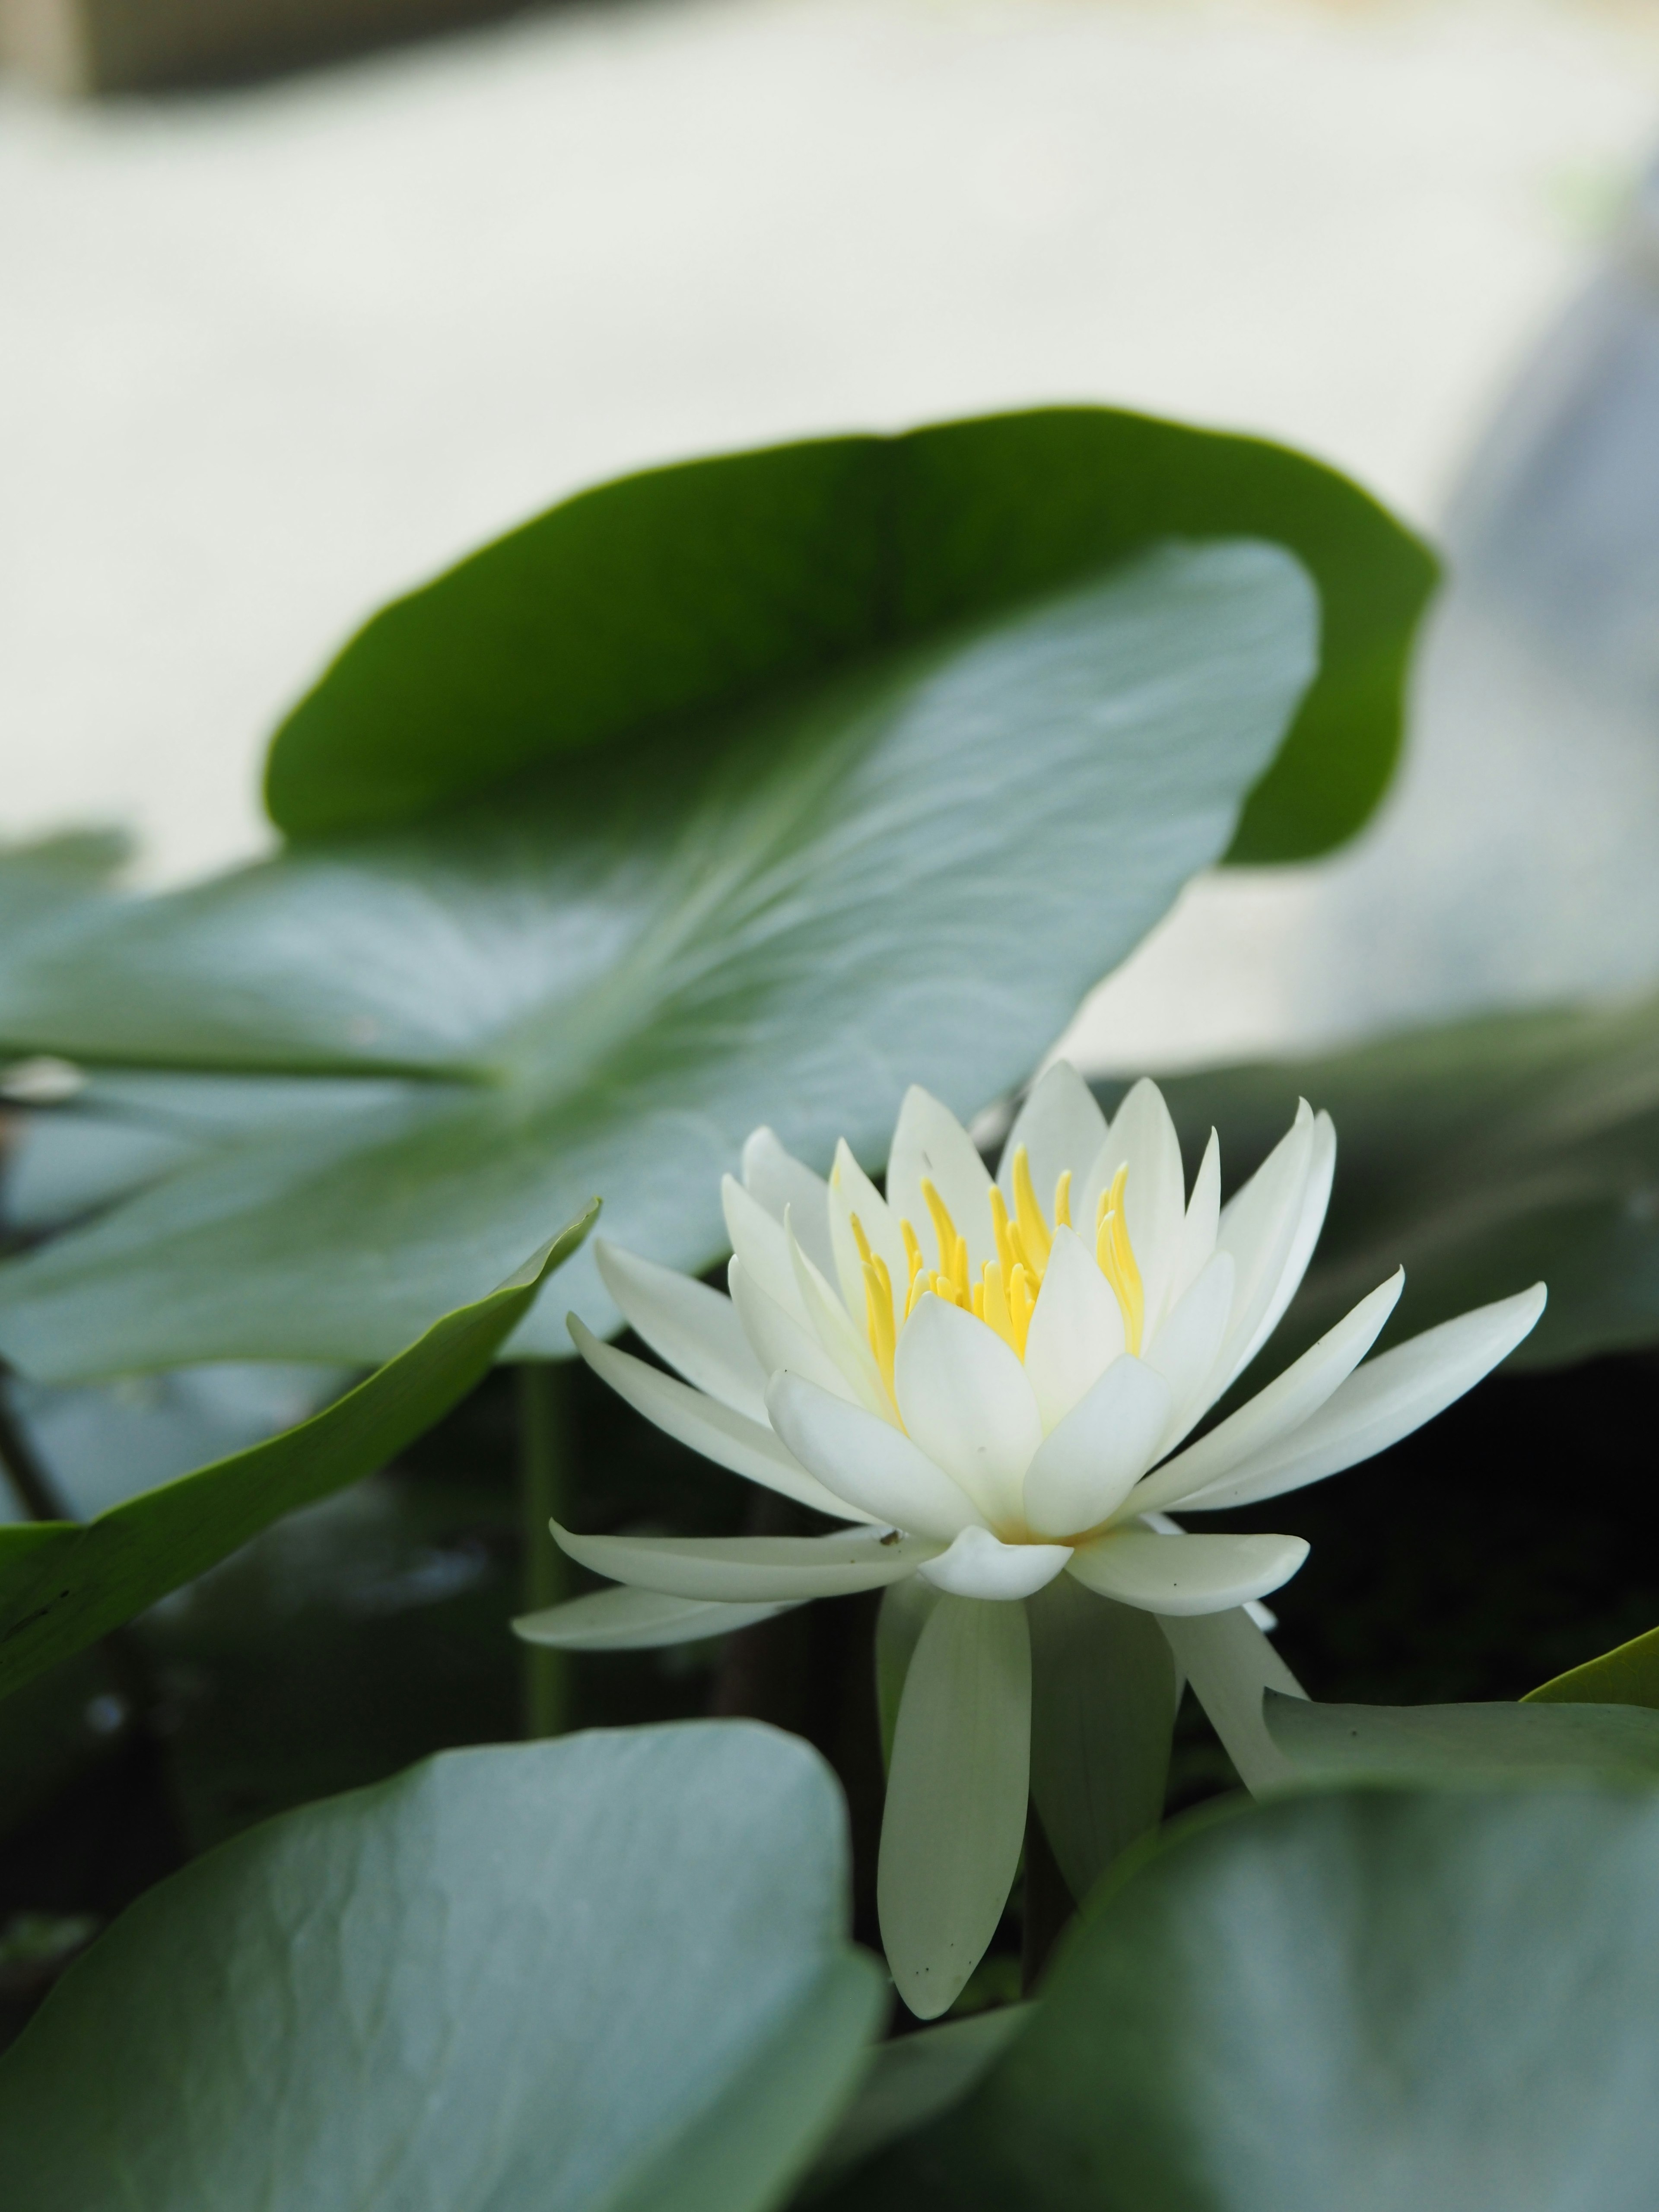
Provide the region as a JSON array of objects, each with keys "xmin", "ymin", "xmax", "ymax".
[{"xmin": 522, "ymin": 1064, "xmax": 1545, "ymax": 2016}]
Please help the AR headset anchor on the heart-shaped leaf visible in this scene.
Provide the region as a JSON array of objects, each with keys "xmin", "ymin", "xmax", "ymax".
[
  {"xmin": 0, "ymin": 1205, "xmax": 594, "ymax": 1702},
  {"xmin": 1265, "ymin": 1690, "xmax": 1659, "ymax": 1782},
  {"xmin": 0, "ymin": 1724, "xmax": 887, "ymax": 2212},
  {"xmin": 820, "ymin": 1784, "xmax": 1659, "ymax": 2209},
  {"xmin": 0, "ymin": 538, "xmax": 1325, "ymax": 1378}
]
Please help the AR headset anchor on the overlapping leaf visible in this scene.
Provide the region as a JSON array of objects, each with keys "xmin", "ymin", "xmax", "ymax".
[
  {"xmin": 0, "ymin": 1725, "xmax": 886, "ymax": 2212},
  {"xmin": 1265, "ymin": 1690, "xmax": 1659, "ymax": 1783}
]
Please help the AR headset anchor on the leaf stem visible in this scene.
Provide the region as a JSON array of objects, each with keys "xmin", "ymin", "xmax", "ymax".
[{"xmin": 518, "ymin": 1360, "xmax": 571, "ymax": 1738}]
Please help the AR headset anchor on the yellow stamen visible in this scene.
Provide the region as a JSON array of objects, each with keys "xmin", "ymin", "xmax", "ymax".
[
  {"xmin": 1095, "ymin": 1163, "xmax": 1144, "ymax": 1354},
  {"xmin": 987, "ymin": 1185, "xmax": 1017, "ymax": 1279},
  {"xmin": 1011, "ymin": 1146, "xmax": 1053, "ymax": 1274},
  {"xmin": 861, "ymin": 1257, "xmax": 896, "ymax": 1395},
  {"xmin": 1007, "ymin": 1262, "xmax": 1037, "ymax": 1359},
  {"xmin": 1053, "ymin": 1169, "xmax": 1072, "ymax": 1228},
  {"xmin": 901, "ymin": 1218, "xmax": 925, "ymax": 1292},
  {"xmin": 978, "ymin": 1260, "xmax": 1017, "ymax": 1354},
  {"xmin": 920, "ymin": 1179, "xmax": 962, "ymax": 1281},
  {"xmin": 849, "ymin": 1213, "xmax": 874, "ymax": 1267}
]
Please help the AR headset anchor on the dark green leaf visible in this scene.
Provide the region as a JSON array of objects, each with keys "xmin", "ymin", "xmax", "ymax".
[
  {"xmin": 0, "ymin": 541, "xmax": 1322, "ymax": 1377},
  {"xmin": 0, "ymin": 1205, "xmax": 594, "ymax": 1701},
  {"xmin": 1027, "ymin": 1576, "xmax": 1177, "ymax": 1903},
  {"xmin": 0, "ymin": 1724, "xmax": 887, "ymax": 2212},
  {"xmin": 1265, "ymin": 1690, "xmax": 1659, "ymax": 1782},
  {"xmin": 804, "ymin": 2008, "xmax": 1031, "ymax": 2197},
  {"xmin": 263, "ymin": 410, "xmax": 1432, "ymax": 862},
  {"xmin": 1143, "ymin": 987, "xmax": 1659, "ymax": 1373},
  {"xmin": 827, "ymin": 1784, "xmax": 1659, "ymax": 2210},
  {"xmin": 1527, "ymin": 1622, "xmax": 1659, "ymax": 1709}
]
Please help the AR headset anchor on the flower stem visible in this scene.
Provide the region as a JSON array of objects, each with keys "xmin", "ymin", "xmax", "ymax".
[{"xmin": 518, "ymin": 1359, "xmax": 570, "ymax": 1739}]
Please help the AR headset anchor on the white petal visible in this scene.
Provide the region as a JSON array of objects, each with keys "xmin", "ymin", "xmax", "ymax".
[
  {"xmin": 878, "ymin": 1593, "xmax": 1031, "ymax": 2019},
  {"xmin": 1080, "ymin": 1078, "xmax": 1187, "ymax": 1333},
  {"xmin": 1208, "ymin": 1103, "xmax": 1315, "ymax": 1395},
  {"xmin": 918, "ymin": 1526, "xmax": 1071, "ymax": 1599},
  {"xmin": 826, "ymin": 1138, "xmax": 910, "ymax": 1332},
  {"xmin": 728, "ymin": 1257, "xmax": 857, "ymax": 1404},
  {"xmin": 1022, "ymin": 1224, "xmax": 1125, "ymax": 1432},
  {"xmin": 568, "ymin": 1315, "xmax": 873, "ymax": 1522},
  {"xmin": 1067, "ymin": 1527, "xmax": 1308, "ymax": 1616},
  {"xmin": 887, "ymin": 1085, "xmax": 995, "ymax": 1272},
  {"xmin": 766, "ymin": 1373, "xmax": 985, "ymax": 1542},
  {"xmin": 1228, "ymin": 1108, "xmax": 1335, "ymax": 1382},
  {"xmin": 1022, "ymin": 1354, "xmax": 1173, "ymax": 1539},
  {"xmin": 742, "ymin": 1126, "xmax": 836, "ymax": 1282},
  {"xmin": 723, "ymin": 1174, "xmax": 810, "ymax": 1327},
  {"xmin": 787, "ymin": 1208, "xmax": 895, "ymax": 1419},
  {"xmin": 513, "ymin": 1586, "xmax": 798, "ymax": 1649},
  {"xmin": 1158, "ymin": 1606, "xmax": 1307, "ymax": 1793},
  {"xmin": 552, "ymin": 1520, "xmax": 941, "ymax": 1600},
  {"xmin": 893, "ymin": 1293, "xmax": 1041, "ymax": 1530},
  {"xmin": 1142, "ymin": 1252, "xmax": 1235, "ymax": 1440},
  {"xmin": 997, "ymin": 1061, "xmax": 1108, "ymax": 1210},
  {"xmin": 594, "ymin": 1239, "xmax": 767, "ymax": 1423},
  {"xmin": 1178, "ymin": 1283, "xmax": 1548, "ymax": 1511},
  {"xmin": 1137, "ymin": 1270, "xmax": 1405, "ymax": 1511},
  {"xmin": 1169, "ymin": 1128, "xmax": 1220, "ymax": 1308}
]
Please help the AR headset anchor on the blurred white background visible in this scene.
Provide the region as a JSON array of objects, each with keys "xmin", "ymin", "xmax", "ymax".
[{"xmin": 5, "ymin": 0, "xmax": 1659, "ymax": 1064}]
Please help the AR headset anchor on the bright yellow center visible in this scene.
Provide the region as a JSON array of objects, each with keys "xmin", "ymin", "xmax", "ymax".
[{"xmin": 849, "ymin": 1145, "xmax": 1144, "ymax": 1398}]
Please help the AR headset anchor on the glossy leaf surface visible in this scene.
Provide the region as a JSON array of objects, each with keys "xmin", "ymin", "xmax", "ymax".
[
  {"xmin": 1527, "ymin": 1621, "xmax": 1659, "ymax": 1708},
  {"xmin": 0, "ymin": 1208, "xmax": 594, "ymax": 1701},
  {"xmin": 1265, "ymin": 1690, "xmax": 1659, "ymax": 1782},
  {"xmin": 0, "ymin": 1726, "xmax": 886, "ymax": 2212}
]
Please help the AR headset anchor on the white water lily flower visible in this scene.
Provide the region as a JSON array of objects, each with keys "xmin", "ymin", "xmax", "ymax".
[{"xmin": 521, "ymin": 1063, "xmax": 1545, "ymax": 2017}]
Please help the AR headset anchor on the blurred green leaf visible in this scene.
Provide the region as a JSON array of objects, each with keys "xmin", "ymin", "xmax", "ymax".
[
  {"xmin": 0, "ymin": 538, "xmax": 1324, "ymax": 1378},
  {"xmin": 1527, "ymin": 1621, "xmax": 1659, "ymax": 1709},
  {"xmin": 804, "ymin": 2008, "xmax": 1030, "ymax": 2198},
  {"xmin": 0, "ymin": 1207, "xmax": 593, "ymax": 1703},
  {"xmin": 1146, "ymin": 988, "xmax": 1659, "ymax": 1373},
  {"xmin": 1265, "ymin": 1691, "xmax": 1659, "ymax": 1782},
  {"xmin": 0, "ymin": 1725, "xmax": 887, "ymax": 2212},
  {"xmin": 823, "ymin": 1784, "xmax": 1659, "ymax": 2209},
  {"xmin": 262, "ymin": 410, "xmax": 1432, "ymax": 861}
]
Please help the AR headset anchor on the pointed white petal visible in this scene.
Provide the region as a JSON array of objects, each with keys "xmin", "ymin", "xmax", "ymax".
[
  {"xmin": 1143, "ymin": 1252, "xmax": 1235, "ymax": 1440},
  {"xmin": 878, "ymin": 1593, "xmax": 1032, "ymax": 2020},
  {"xmin": 1176, "ymin": 1283, "xmax": 1548, "ymax": 1511},
  {"xmin": 1208, "ymin": 1103, "xmax": 1315, "ymax": 1396},
  {"xmin": 1022, "ymin": 1354, "xmax": 1173, "ymax": 1539},
  {"xmin": 826, "ymin": 1138, "xmax": 910, "ymax": 1331},
  {"xmin": 728, "ymin": 1257, "xmax": 858, "ymax": 1404},
  {"xmin": 594, "ymin": 1239, "xmax": 768, "ymax": 1423},
  {"xmin": 568, "ymin": 1315, "xmax": 869, "ymax": 1521},
  {"xmin": 723, "ymin": 1174, "xmax": 811, "ymax": 1327},
  {"xmin": 887, "ymin": 1085, "xmax": 995, "ymax": 1272},
  {"xmin": 742, "ymin": 1126, "xmax": 836, "ymax": 1282},
  {"xmin": 1169, "ymin": 1128, "xmax": 1221, "ymax": 1307},
  {"xmin": 1229, "ymin": 1108, "xmax": 1336, "ymax": 1382},
  {"xmin": 767, "ymin": 1373, "xmax": 985, "ymax": 1542},
  {"xmin": 1067, "ymin": 1527, "xmax": 1308, "ymax": 1615},
  {"xmin": 513, "ymin": 1586, "xmax": 798, "ymax": 1649},
  {"xmin": 1137, "ymin": 1270, "xmax": 1405, "ymax": 1511},
  {"xmin": 787, "ymin": 1208, "xmax": 895, "ymax": 1419},
  {"xmin": 893, "ymin": 1293, "xmax": 1041, "ymax": 1529},
  {"xmin": 1022, "ymin": 1224, "xmax": 1125, "ymax": 1432},
  {"xmin": 551, "ymin": 1520, "xmax": 941, "ymax": 1600},
  {"xmin": 918, "ymin": 1526, "xmax": 1071, "ymax": 1599},
  {"xmin": 997, "ymin": 1061, "xmax": 1108, "ymax": 1209},
  {"xmin": 1158, "ymin": 1606, "xmax": 1307, "ymax": 1793}
]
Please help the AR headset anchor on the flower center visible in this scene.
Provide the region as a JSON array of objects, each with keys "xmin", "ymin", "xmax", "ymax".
[{"xmin": 849, "ymin": 1145, "xmax": 1145, "ymax": 1396}]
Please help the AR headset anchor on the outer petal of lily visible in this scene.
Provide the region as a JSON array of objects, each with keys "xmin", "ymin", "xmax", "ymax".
[
  {"xmin": 1022, "ymin": 1224, "xmax": 1125, "ymax": 1431},
  {"xmin": 723, "ymin": 1174, "xmax": 812, "ymax": 1328},
  {"xmin": 1176, "ymin": 1283, "xmax": 1548, "ymax": 1512},
  {"xmin": 1167, "ymin": 1128, "xmax": 1221, "ymax": 1311},
  {"xmin": 1137, "ymin": 1270, "xmax": 1404, "ymax": 1512},
  {"xmin": 918, "ymin": 1525, "xmax": 1071, "ymax": 1599},
  {"xmin": 887, "ymin": 1086, "xmax": 996, "ymax": 1273},
  {"xmin": 568, "ymin": 1316, "xmax": 875, "ymax": 1522},
  {"xmin": 551, "ymin": 1521, "xmax": 942, "ymax": 1600},
  {"xmin": 1081, "ymin": 1078, "xmax": 1187, "ymax": 1331},
  {"xmin": 742, "ymin": 1126, "xmax": 836, "ymax": 1283},
  {"xmin": 1143, "ymin": 1252, "xmax": 1234, "ymax": 1443},
  {"xmin": 826, "ymin": 1138, "xmax": 910, "ymax": 1330},
  {"xmin": 728, "ymin": 1257, "xmax": 858, "ymax": 1405},
  {"xmin": 513, "ymin": 1585, "xmax": 799, "ymax": 1649},
  {"xmin": 1158, "ymin": 1606, "xmax": 1307, "ymax": 1792},
  {"xmin": 786, "ymin": 1210, "xmax": 895, "ymax": 1420},
  {"xmin": 1208, "ymin": 1103, "xmax": 1315, "ymax": 1395},
  {"xmin": 1023, "ymin": 1354, "xmax": 1172, "ymax": 1539},
  {"xmin": 894, "ymin": 1293, "xmax": 1041, "ymax": 1530},
  {"xmin": 1227, "ymin": 1108, "xmax": 1336, "ymax": 1385},
  {"xmin": 997, "ymin": 1061, "xmax": 1108, "ymax": 1214},
  {"xmin": 594, "ymin": 1239, "xmax": 768, "ymax": 1424},
  {"xmin": 1068, "ymin": 1527, "xmax": 1308, "ymax": 1615},
  {"xmin": 767, "ymin": 1372, "xmax": 985, "ymax": 1542},
  {"xmin": 878, "ymin": 1592, "xmax": 1032, "ymax": 2019}
]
